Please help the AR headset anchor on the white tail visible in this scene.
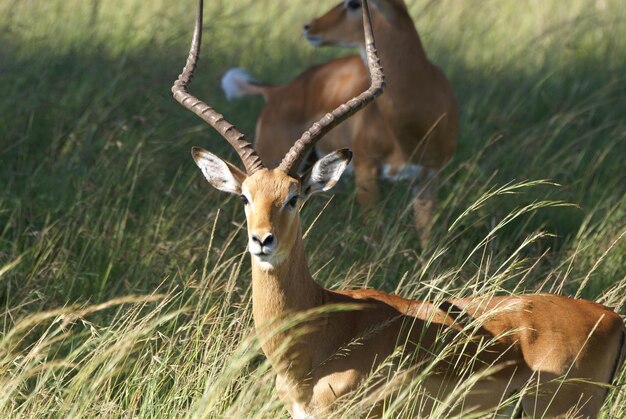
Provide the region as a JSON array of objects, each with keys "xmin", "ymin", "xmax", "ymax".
[{"xmin": 221, "ymin": 67, "xmax": 274, "ymax": 101}]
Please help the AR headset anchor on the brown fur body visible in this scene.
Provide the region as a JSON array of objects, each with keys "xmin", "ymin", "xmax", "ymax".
[
  {"xmin": 228, "ymin": 0, "xmax": 458, "ymax": 242},
  {"xmin": 246, "ymin": 178, "xmax": 625, "ymax": 417},
  {"xmin": 306, "ymin": 0, "xmax": 459, "ymax": 242},
  {"xmin": 194, "ymin": 164, "xmax": 625, "ymax": 418}
]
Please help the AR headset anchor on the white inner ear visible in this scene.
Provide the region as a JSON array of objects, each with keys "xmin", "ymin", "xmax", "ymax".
[
  {"xmin": 311, "ymin": 159, "xmax": 344, "ymax": 191},
  {"xmin": 303, "ymin": 150, "xmax": 351, "ymax": 197},
  {"xmin": 193, "ymin": 149, "xmax": 243, "ymax": 195}
]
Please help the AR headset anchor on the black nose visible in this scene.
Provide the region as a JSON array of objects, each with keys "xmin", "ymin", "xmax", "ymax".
[
  {"xmin": 252, "ymin": 233, "xmax": 274, "ymax": 247},
  {"xmin": 303, "ymin": 24, "xmax": 310, "ymax": 31}
]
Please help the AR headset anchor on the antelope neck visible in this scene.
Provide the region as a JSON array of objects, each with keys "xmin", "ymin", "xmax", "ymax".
[
  {"xmin": 371, "ymin": 11, "xmax": 429, "ymax": 109},
  {"xmin": 250, "ymin": 229, "xmax": 324, "ymax": 351}
]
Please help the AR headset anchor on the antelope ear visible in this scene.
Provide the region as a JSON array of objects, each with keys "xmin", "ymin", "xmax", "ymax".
[
  {"xmin": 191, "ymin": 147, "xmax": 246, "ymax": 194},
  {"xmin": 301, "ymin": 149, "xmax": 352, "ymax": 199}
]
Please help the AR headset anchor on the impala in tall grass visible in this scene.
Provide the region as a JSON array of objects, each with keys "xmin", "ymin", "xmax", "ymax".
[
  {"xmin": 173, "ymin": 1, "xmax": 625, "ymax": 417},
  {"xmin": 223, "ymin": 0, "xmax": 458, "ymax": 243}
]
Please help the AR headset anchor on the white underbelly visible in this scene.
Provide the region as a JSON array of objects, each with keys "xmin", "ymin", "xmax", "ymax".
[
  {"xmin": 314, "ymin": 149, "xmax": 429, "ymax": 183},
  {"xmin": 381, "ymin": 163, "xmax": 425, "ymax": 182},
  {"xmin": 291, "ymin": 402, "xmax": 315, "ymax": 419}
]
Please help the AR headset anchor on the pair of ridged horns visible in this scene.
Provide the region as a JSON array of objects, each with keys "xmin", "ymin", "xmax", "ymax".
[{"xmin": 172, "ymin": 0, "xmax": 385, "ymax": 176}]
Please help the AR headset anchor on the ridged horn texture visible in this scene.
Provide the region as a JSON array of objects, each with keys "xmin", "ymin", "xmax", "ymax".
[
  {"xmin": 278, "ymin": 0, "xmax": 386, "ymax": 176},
  {"xmin": 172, "ymin": 0, "xmax": 264, "ymax": 175}
]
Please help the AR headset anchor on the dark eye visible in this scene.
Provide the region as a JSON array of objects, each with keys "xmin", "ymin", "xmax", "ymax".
[
  {"xmin": 345, "ymin": 0, "xmax": 361, "ymax": 10},
  {"xmin": 239, "ymin": 194, "xmax": 249, "ymax": 205},
  {"xmin": 287, "ymin": 195, "xmax": 299, "ymax": 209}
]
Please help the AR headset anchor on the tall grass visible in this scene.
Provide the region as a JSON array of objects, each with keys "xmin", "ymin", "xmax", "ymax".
[{"xmin": 0, "ymin": 0, "xmax": 624, "ymax": 416}]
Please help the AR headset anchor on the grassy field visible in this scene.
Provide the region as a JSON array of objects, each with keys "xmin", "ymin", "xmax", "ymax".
[{"xmin": 1, "ymin": 0, "xmax": 625, "ymax": 416}]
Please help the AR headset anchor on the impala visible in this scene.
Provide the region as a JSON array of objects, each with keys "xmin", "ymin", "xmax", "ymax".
[
  {"xmin": 223, "ymin": 0, "xmax": 458, "ymax": 243},
  {"xmin": 173, "ymin": 1, "xmax": 625, "ymax": 417}
]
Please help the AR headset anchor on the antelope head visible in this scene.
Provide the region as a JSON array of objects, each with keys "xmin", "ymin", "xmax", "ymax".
[
  {"xmin": 191, "ymin": 148, "xmax": 352, "ymax": 269},
  {"xmin": 173, "ymin": 0, "xmax": 384, "ymax": 269},
  {"xmin": 304, "ymin": 0, "xmax": 407, "ymax": 47}
]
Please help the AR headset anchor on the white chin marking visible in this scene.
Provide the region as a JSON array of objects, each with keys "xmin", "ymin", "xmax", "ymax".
[
  {"xmin": 252, "ymin": 253, "xmax": 286, "ymax": 270},
  {"xmin": 306, "ymin": 36, "xmax": 322, "ymax": 47}
]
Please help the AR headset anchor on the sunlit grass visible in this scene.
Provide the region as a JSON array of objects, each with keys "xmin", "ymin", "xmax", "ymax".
[{"xmin": 1, "ymin": 0, "xmax": 625, "ymax": 417}]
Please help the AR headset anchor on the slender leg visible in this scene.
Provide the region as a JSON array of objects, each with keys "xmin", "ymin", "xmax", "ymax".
[
  {"xmin": 351, "ymin": 107, "xmax": 387, "ymax": 210},
  {"xmin": 353, "ymin": 150, "xmax": 380, "ymax": 210},
  {"xmin": 413, "ymin": 169, "xmax": 437, "ymax": 246}
]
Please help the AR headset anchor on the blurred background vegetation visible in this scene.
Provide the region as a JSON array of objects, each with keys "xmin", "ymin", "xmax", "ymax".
[{"xmin": 0, "ymin": 0, "xmax": 624, "ymax": 416}]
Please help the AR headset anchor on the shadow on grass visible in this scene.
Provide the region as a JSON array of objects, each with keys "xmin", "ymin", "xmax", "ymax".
[{"xmin": 0, "ymin": 24, "xmax": 624, "ymax": 309}]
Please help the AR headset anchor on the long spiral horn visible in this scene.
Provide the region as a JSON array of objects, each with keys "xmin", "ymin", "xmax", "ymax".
[
  {"xmin": 278, "ymin": 0, "xmax": 385, "ymax": 176},
  {"xmin": 172, "ymin": 0, "xmax": 264, "ymax": 174}
]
